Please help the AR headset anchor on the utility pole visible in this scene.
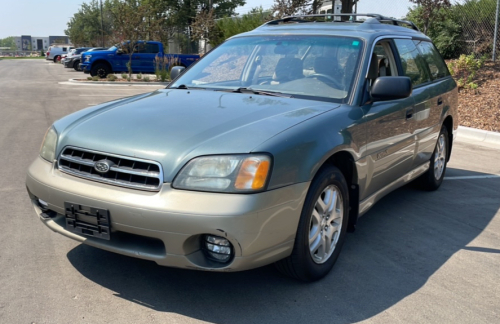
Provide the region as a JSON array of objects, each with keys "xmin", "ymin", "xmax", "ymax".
[
  {"xmin": 100, "ymin": 0, "xmax": 105, "ymax": 48},
  {"xmin": 493, "ymin": 0, "xmax": 499, "ymax": 61}
]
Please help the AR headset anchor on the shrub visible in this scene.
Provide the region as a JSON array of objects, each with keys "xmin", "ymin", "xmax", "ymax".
[
  {"xmin": 447, "ymin": 54, "xmax": 485, "ymax": 89},
  {"xmin": 121, "ymin": 73, "xmax": 127, "ymax": 79},
  {"xmin": 107, "ymin": 74, "xmax": 117, "ymax": 82},
  {"xmin": 137, "ymin": 73, "xmax": 142, "ymax": 80},
  {"xmin": 87, "ymin": 76, "xmax": 93, "ymax": 81},
  {"xmin": 144, "ymin": 76, "xmax": 150, "ymax": 82},
  {"xmin": 92, "ymin": 76, "xmax": 99, "ymax": 81},
  {"xmin": 155, "ymin": 55, "xmax": 179, "ymax": 82}
]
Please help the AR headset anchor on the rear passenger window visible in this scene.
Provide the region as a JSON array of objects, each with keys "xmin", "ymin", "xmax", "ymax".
[
  {"xmin": 394, "ymin": 39, "xmax": 430, "ymax": 87},
  {"xmin": 141, "ymin": 43, "xmax": 160, "ymax": 54},
  {"xmin": 414, "ymin": 40, "xmax": 450, "ymax": 80},
  {"xmin": 62, "ymin": 47, "xmax": 67, "ymax": 51}
]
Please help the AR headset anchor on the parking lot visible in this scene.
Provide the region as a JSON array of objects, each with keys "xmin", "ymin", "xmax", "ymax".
[{"xmin": 0, "ymin": 59, "xmax": 499, "ymax": 323}]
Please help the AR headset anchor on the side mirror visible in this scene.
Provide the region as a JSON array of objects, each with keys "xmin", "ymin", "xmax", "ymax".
[
  {"xmin": 170, "ymin": 66, "xmax": 186, "ymax": 80},
  {"xmin": 371, "ymin": 76, "xmax": 412, "ymax": 101}
]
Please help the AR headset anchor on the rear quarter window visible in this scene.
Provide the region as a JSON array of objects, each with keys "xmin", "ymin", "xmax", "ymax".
[{"xmin": 414, "ymin": 40, "xmax": 450, "ymax": 80}]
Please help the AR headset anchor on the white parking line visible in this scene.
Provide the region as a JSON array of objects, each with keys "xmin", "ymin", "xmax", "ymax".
[
  {"xmin": 444, "ymin": 175, "xmax": 500, "ymax": 180},
  {"xmin": 79, "ymin": 95, "xmax": 127, "ymax": 97}
]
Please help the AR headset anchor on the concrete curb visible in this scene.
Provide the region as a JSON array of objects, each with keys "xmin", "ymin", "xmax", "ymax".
[
  {"xmin": 63, "ymin": 78, "xmax": 170, "ymax": 86},
  {"xmin": 457, "ymin": 126, "xmax": 500, "ymax": 146}
]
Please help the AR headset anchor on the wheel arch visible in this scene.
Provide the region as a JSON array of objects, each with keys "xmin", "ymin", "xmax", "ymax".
[
  {"xmin": 443, "ymin": 115, "xmax": 453, "ymax": 162},
  {"xmin": 91, "ymin": 59, "xmax": 112, "ymax": 72},
  {"xmin": 315, "ymin": 150, "xmax": 359, "ymax": 231}
]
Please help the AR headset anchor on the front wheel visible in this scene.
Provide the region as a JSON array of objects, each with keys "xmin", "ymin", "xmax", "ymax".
[
  {"xmin": 275, "ymin": 165, "xmax": 349, "ymax": 282},
  {"xmin": 418, "ymin": 125, "xmax": 449, "ymax": 191},
  {"xmin": 90, "ymin": 63, "xmax": 110, "ymax": 78}
]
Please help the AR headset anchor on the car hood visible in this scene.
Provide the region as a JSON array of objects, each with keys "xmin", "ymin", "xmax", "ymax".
[
  {"xmin": 84, "ymin": 50, "xmax": 114, "ymax": 56},
  {"xmin": 55, "ymin": 89, "xmax": 340, "ymax": 181}
]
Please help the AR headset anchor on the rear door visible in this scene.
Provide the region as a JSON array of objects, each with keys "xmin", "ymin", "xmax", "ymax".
[
  {"xmin": 411, "ymin": 40, "xmax": 454, "ymax": 168},
  {"xmin": 138, "ymin": 43, "xmax": 160, "ymax": 73}
]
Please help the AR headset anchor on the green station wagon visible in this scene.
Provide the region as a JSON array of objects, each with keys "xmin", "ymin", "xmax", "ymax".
[{"xmin": 26, "ymin": 14, "xmax": 458, "ymax": 281}]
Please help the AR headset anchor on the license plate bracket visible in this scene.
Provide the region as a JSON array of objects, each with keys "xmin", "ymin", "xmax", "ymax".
[{"xmin": 64, "ymin": 202, "xmax": 110, "ymax": 240}]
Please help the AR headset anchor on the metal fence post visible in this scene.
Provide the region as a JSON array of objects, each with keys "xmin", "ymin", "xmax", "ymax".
[{"xmin": 494, "ymin": 0, "xmax": 500, "ymax": 61}]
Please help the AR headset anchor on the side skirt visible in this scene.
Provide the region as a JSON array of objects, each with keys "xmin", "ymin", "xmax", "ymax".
[{"xmin": 358, "ymin": 162, "xmax": 430, "ymax": 217}]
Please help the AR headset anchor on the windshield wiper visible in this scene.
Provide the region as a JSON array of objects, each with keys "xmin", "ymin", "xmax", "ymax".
[
  {"xmin": 173, "ymin": 84, "xmax": 189, "ymax": 89},
  {"xmin": 218, "ymin": 87, "xmax": 292, "ymax": 98}
]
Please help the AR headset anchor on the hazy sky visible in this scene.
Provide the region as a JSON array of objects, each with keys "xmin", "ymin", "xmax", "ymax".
[{"xmin": 0, "ymin": 0, "xmax": 415, "ymax": 39}]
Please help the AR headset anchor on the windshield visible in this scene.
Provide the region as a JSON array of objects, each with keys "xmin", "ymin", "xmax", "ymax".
[
  {"xmin": 107, "ymin": 46, "xmax": 117, "ymax": 51},
  {"xmin": 170, "ymin": 35, "xmax": 363, "ymax": 102}
]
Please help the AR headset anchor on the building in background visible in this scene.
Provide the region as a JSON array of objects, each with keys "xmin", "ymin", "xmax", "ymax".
[{"xmin": 13, "ymin": 35, "xmax": 70, "ymax": 51}]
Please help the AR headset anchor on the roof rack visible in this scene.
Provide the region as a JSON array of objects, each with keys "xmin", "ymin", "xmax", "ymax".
[{"xmin": 264, "ymin": 13, "xmax": 420, "ymax": 31}]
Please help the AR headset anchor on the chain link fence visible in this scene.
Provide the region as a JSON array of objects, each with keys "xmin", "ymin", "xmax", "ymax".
[{"xmin": 396, "ymin": 0, "xmax": 500, "ymax": 59}]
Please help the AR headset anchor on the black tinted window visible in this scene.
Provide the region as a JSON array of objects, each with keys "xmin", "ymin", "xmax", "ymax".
[
  {"xmin": 394, "ymin": 39, "xmax": 430, "ymax": 87},
  {"xmin": 140, "ymin": 43, "xmax": 160, "ymax": 54},
  {"xmin": 414, "ymin": 40, "xmax": 450, "ymax": 80}
]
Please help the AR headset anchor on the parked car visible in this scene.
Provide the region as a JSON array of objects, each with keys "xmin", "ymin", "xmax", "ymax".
[
  {"xmin": 27, "ymin": 14, "xmax": 458, "ymax": 281},
  {"xmin": 79, "ymin": 41, "xmax": 200, "ymax": 77},
  {"xmin": 64, "ymin": 47, "xmax": 103, "ymax": 70},
  {"xmin": 46, "ymin": 45, "xmax": 74, "ymax": 63}
]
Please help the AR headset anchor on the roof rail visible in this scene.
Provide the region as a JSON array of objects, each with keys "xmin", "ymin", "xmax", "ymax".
[{"xmin": 264, "ymin": 13, "xmax": 420, "ymax": 31}]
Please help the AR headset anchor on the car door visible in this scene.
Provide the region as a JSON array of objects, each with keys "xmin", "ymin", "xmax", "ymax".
[
  {"xmin": 361, "ymin": 39, "xmax": 417, "ymax": 200},
  {"xmin": 411, "ymin": 40, "xmax": 454, "ymax": 168},
  {"xmin": 138, "ymin": 43, "xmax": 160, "ymax": 73}
]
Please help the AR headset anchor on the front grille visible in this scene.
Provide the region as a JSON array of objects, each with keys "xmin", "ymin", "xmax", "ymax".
[{"xmin": 58, "ymin": 147, "xmax": 163, "ymax": 191}]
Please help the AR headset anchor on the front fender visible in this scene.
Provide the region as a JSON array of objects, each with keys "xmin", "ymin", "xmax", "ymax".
[{"xmin": 252, "ymin": 106, "xmax": 365, "ymax": 190}]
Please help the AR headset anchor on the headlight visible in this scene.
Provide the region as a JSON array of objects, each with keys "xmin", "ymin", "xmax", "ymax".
[
  {"xmin": 173, "ymin": 154, "xmax": 272, "ymax": 193},
  {"xmin": 85, "ymin": 55, "xmax": 91, "ymax": 62},
  {"xmin": 40, "ymin": 127, "xmax": 58, "ymax": 162}
]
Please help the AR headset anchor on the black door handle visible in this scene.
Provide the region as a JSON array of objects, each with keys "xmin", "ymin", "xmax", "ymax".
[
  {"xmin": 437, "ymin": 97, "xmax": 443, "ymax": 105},
  {"xmin": 406, "ymin": 108, "xmax": 414, "ymax": 120}
]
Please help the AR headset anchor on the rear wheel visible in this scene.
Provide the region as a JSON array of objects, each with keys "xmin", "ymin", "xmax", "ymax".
[
  {"xmin": 275, "ymin": 165, "xmax": 349, "ymax": 282},
  {"xmin": 418, "ymin": 125, "xmax": 449, "ymax": 191},
  {"xmin": 53, "ymin": 55, "xmax": 60, "ymax": 63},
  {"xmin": 73, "ymin": 60, "xmax": 81, "ymax": 71},
  {"xmin": 90, "ymin": 63, "xmax": 110, "ymax": 78}
]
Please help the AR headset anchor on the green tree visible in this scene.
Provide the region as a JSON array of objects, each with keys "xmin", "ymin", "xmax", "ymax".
[
  {"xmin": 407, "ymin": 5, "xmax": 462, "ymax": 58},
  {"xmin": 409, "ymin": 0, "xmax": 451, "ymax": 34},
  {"xmin": 0, "ymin": 37, "xmax": 17, "ymax": 50},
  {"xmin": 211, "ymin": 7, "xmax": 273, "ymax": 46}
]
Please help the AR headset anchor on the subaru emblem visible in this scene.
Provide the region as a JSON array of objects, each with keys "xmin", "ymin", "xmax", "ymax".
[{"xmin": 94, "ymin": 160, "xmax": 112, "ymax": 173}]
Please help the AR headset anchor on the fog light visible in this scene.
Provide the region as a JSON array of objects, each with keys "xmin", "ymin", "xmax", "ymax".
[{"xmin": 203, "ymin": 235, "xmax": 233, "ymax": 263}]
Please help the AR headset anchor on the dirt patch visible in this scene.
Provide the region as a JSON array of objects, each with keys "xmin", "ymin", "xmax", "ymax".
[{"xmin": 456, "ymin": 61, "xmax": 500, "ymax": 133}]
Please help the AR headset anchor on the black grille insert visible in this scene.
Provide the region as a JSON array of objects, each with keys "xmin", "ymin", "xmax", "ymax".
[{"xmin": 58, "ymin": 147, "xmax": 163, "ymax": 191}]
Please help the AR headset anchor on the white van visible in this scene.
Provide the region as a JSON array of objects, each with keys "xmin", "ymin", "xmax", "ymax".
[{"xmin": 46, "ymin": 45, "xmax": 74, "ymax": 62}]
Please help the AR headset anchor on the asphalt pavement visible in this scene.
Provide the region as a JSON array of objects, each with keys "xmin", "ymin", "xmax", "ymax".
[{"xmin": 0, "ymin": 59, "xmax": 499, "ymax": 324}]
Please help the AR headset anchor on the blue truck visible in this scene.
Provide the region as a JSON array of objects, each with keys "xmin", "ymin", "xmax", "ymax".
[{"xmin": 79, "ymin": 41, "xmax": 200, "ymax": 78}]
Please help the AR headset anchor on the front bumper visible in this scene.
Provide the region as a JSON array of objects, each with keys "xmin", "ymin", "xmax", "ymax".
[
  {"xmin": 26, "ymin": 157, "xmax": 308, "ymax": 271},
  {"xmin": 81, "ymin": 63, "xmax": 90, "ymax": 73}
]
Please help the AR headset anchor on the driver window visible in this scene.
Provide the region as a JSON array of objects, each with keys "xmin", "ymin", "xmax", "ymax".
[{"xmin": 369, "ymin": 42, "xmax": 398, "ymax": 81}]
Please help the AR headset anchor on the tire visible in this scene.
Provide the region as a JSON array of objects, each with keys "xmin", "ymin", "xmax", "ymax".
[
  {"xmin": 90, "ymin": 63, "xmax": 110, "ymax": 78},
  {"xmin": 418, "ymin": 125, "xmax": 449, "ymax": 191},
  {"xmin": 275, "ymin": 165, "xmax": 349, "ymax": 282},
  {"xmin": 53, "ymin": 55, "xmax": 60, "ymax": 63},
  {"xmin": 73, "ymin": 60, "xmax": 81, "ymax": 71}
]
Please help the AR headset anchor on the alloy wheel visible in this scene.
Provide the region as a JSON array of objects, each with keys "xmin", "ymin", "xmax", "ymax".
[
  {"xmin": 309, "ymin": 185, "xmax": 344, "ymax": 264},
  {"xmin": 434, "ymin": 134, "xmax": 446, "ymax": 180}
]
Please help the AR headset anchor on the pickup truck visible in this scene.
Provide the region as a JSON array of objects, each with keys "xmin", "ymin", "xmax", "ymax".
[{"xmin": 79, "ymin": 41, "xmax": 200, "ymax": 78}]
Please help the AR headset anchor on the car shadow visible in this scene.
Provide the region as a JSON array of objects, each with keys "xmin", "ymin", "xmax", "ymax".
[{"xmin": 66, "ymin": 167, "xmax": 499, "ymax": 323}]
